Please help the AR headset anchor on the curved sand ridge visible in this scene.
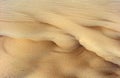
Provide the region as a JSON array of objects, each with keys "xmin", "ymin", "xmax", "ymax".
[{"xmin": 0, "ymin": 0, "xmax": 120, "ymax": 78}]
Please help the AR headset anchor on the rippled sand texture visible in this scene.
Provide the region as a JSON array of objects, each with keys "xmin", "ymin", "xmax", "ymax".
[{"xmin": 0, "ymin": 0, "xmax": 120, "ymax": 78}]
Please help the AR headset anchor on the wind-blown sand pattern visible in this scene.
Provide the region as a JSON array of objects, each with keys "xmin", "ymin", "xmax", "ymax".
[{"xmin": 0, "ymin": 0, "xmax": 120, "ymax": 78}]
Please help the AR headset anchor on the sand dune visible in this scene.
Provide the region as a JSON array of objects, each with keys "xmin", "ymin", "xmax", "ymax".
[{"xmin": 0, "ymin": 0, "xmax": 120, "ymax": 78}]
